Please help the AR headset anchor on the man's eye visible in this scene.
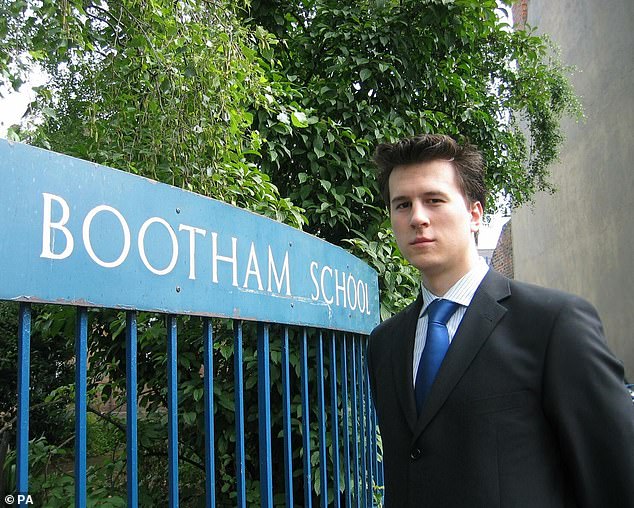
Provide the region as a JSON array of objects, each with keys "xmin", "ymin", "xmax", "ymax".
[
  {"xmin": 428, "ymin": 199, "xmax": 443, "ymax": 204},
  {"xmin": 395, "ymin": 202, "xmax": 410, "ymax": 210}
]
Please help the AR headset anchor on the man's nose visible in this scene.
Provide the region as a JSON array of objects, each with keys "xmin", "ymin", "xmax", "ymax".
[{"xmin": 409, "ymin": 202, "xmax": 429, "ymax": 228}]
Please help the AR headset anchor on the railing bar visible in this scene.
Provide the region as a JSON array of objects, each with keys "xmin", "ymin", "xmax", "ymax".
[
  {"xmin": 126, "ymin": 310, "xmax": 138, "ymax": 507},
  {"xmin": 329, "ymin": 331, "xmax": 341, "ymax": 508},
  {"xmin": 233, "ymin": 320, "xmax": 246, "ymax": 508},
  {"xmin": 350, "ymin": 335, "xmax": 360, "ymax": 508},
  {"xmin": 281, "ymin": 326, "xmax": 294, "ymax": 508},
  {"xmin": 316, "ymin": 330, "xmax": 328, "ymax": 507},
  {"xmin": 203, "ymin": 318, "xmax": 216, "ymax": 508},
  {"xmin": 74, "ymin": 307, "xmax": 88, "ymax": 507},
  {"xmin": 300, "ymin": 328, "xmax": 312, "ymax": 508},
  {"xmin": 370, "ymin": 405, "xmax": 377, "ymax": 483},
  {"xmin": 362, "ymin": 339, "xmax": 373, "ymax": 507},
  {"xmin": 16, "ymin": 302, "xmax": 31, "ymax": 498},
  {"xmin": 258, "ymin": 322, "xmax": 274, "ymax": 508},
  {"xmin": 167, "ymin": 315, "xmax": 179, "ymax": 508},
  {"xmin": 367, "ymin": 339, "xmax": 381, "ymax": 504},
  {"xmin": 373, "ymin": 401, "xmax": 383, "ymax": 502},
  {"xmin": 340, "ymin": 334, "xmax": 352, "ymax": 508},
  {"xmin": 356, "ymin": 335, "xmax": 367, "ymax": 508}
]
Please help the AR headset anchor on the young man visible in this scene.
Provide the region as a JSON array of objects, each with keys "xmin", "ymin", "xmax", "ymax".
[{"xmin": 367, "ymin": 134, "xmax": 634, "ymax": 508}]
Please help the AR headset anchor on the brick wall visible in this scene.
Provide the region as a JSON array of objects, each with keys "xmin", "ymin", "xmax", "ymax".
[
  {"xmin": 512, "ymin": 0, "xmax": 529, "ymax": 29},
  {"xmin": 491, "ymin": 220, "xmax": 514, "ymax": 279}
]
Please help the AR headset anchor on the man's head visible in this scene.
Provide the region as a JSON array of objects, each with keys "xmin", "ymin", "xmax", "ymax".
[
  {"xmin": 373, "ymin": 134, "xmax": 487, "ymax": 294},
  {"xmin": 374, "ymin": 134, "xmax": 486, "ymax": 210}
]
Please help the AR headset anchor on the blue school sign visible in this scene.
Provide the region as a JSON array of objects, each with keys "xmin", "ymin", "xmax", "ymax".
[{"xmin": 0, "ymin": 139, "xmax": 379, "ymax": 333}]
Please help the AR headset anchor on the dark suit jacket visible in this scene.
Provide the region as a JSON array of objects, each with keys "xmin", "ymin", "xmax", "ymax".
[{"xmin": 368, "ymin": 270, "xmax": 634, "ymax": 508}]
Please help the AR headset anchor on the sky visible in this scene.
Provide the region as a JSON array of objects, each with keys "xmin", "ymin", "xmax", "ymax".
[
  {"xmin": 478, "ymin": 214, "xmax": 509, "ymax": 250},
  {"xmin": 0, "ymin": 88, "xmax": 31, "ymax": 137},
  {"xmin": 0, "ymin": 71, "xmax": 46, "ymax": 137}
]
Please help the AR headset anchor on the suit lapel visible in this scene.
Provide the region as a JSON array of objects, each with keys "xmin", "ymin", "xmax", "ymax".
[
  {"xmin": 390, "ymin": 293, "xmax": 423, "ymax": 432},
  {"xmin": 413, "ymin": 271, "xmax": 511, "ymax": 438}
]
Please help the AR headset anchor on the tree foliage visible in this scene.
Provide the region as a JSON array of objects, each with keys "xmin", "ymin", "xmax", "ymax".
[
  {"xmin": 250, "ymin": 0, "xmax": 582, "ymax": 214},
  {"xmin": 1, "ymin": 0, "xmax": 305, "ymax": 226},
  {"xmin": 0, "ymin": 0, "xmax": 581, "ymax": 504},
  {"xmin": 245, "ymin": 0, "xmax": 581, "ymax": 315}
]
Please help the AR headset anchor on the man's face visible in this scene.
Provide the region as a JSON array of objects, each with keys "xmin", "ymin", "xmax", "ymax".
[{"xmin": 388, "ymin": 160, "xmax": 483, "ymax": 287}]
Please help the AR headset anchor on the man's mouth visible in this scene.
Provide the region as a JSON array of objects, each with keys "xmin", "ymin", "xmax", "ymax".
[{"xmin": 411, "ymin": 237, "xmax": 433, "ymax": 245}]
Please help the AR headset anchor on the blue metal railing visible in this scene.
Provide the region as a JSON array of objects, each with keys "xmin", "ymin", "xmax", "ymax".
[
  {"xmin": 74, "ymin": 308, "xmax": 88, "ymax": 507},
  {"xmin": 126, "ymin": 311, "xmax": 139, "ymax": 507},
  {"xmin": 9, "ymin": 304, "xmax": 382, "ymax": 506},
  {"xmin": 203, "ymin": 318, "xmax": 217, "ymax": 506},
  {"xmin": 15, "ymin": 304, "xmax": 31, "ymax": 502}
]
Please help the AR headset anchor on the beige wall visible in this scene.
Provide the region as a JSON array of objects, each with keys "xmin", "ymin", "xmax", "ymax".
[{"xmin": 512, "ymin": 0, "xmax": 634, "ymax": 377}]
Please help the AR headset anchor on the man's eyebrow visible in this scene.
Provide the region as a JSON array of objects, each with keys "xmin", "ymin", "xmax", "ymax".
[
  {"xmin": 422, "ymin": 190, "xmax": 450, "ymax": 199},
  {"xmin": 391, "ymin": 190, "xmax": 449, "ymax": 204},
  {"xmin": 390, "ymin": 194, "xmax": 410, "ymax": 206}
]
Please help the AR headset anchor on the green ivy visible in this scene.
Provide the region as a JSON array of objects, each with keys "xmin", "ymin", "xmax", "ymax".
[{"xmin": 246, "ymin": 0, "xmax": 582, "ymax": 294}]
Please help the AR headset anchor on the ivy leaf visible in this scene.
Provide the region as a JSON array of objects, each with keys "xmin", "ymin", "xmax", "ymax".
[{"xmin": 291, "ymin": 111, "xmax": 308, "ymax": 127}]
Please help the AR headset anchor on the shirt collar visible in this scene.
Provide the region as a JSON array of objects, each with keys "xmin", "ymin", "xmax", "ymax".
[{"xmin": 419, "ymin": 257, "xmax": 490, "ymax": 317}]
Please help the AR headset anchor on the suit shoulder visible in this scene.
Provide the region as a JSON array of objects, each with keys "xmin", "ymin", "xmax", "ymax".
[
  {"xmin": 506, "ymin": 277, "xmax": 594, "ymax": 311},
  {"xmin": 482, "ymin": 270, "xmax": 600, "ymax": 326},
  {"xmin": 370, "ymin": 297, "xmax": 420, "ymax": 339}
]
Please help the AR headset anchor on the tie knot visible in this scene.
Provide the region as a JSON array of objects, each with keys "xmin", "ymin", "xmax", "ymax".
[{"xmin": 427, "ymin": 299, "xmax": 460, "ymax": 325}]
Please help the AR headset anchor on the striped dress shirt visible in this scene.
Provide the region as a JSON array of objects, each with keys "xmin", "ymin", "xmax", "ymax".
[{"xmin": 412, "ymin": 258, "xmax": 490, "ymax": 384}]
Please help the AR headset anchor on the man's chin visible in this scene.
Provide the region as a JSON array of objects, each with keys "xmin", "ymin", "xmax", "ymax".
[{"xmin": 408, "ymin": 257, "xmax": 439, "ymax": 274}]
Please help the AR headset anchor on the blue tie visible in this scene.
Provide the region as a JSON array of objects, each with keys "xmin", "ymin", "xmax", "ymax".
[{"xmin": 415, "ymin": 299, "xmax": 460, "ymax": 414}]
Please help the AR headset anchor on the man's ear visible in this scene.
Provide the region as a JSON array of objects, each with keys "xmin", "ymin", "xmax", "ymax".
[{"xmin": 469, "ymin": 201, "xmax": 484, "ymax": 233}]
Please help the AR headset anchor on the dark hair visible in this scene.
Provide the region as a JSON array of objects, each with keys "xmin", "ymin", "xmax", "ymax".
[{"xmin": 373, "ymin": 134, "xmax": 486, "ymax": 210}]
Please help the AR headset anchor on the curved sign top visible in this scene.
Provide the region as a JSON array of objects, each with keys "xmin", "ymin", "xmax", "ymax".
[{"xmin": 0, "ymin": 139, "xmax": 379, "ymax": 334}]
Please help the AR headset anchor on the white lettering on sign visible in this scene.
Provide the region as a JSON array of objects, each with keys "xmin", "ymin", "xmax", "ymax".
[
  {"xmin": 38, "ymin": 192, "xmax": 371, "ymax": 314},
  {"xmin": 139, "ymin": 217, "xmax": 178, "ymax": 275},
  {"xmin": 40, "ymin": 193, "xmax": 74, "ymax": 259},
  {"xmin": 357, "ymin": 279, "xmax": 367, "ymax": 313},
  {"xmin": 211, "ymin": 232, "xmax": 238, "ymax": 287},
  {"xmin": 268, "ymin": 246, "xmax": 291, "ymax": 296},
  {"xmin": 335, "ymin": 269, "xmax": 346, "ymax": 307},
  {"xmin": 320, "ymin": 265, "xmax": 333, "ymax": 304},
  {"xmin": 83, "ymin": 205, "xmax": 131, "ymax": 268},
  {"xmin": 178, "ymin": 224, "xmax": 206, "ymax": 280},
  {"xmin": 309, "ymin": 261, "xmax": 370, "ymax": 315},
  {"xmin": 243, "ymin": 242, "xmax": 264, "ymax": 290}
]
